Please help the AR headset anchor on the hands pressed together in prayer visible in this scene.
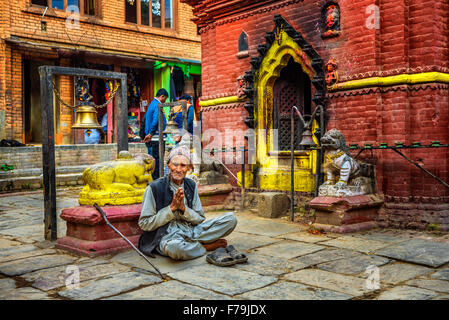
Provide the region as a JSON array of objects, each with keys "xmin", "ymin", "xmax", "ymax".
[{"xmin": 170, "ymin": 187, "xmax": 185, "ymax": 214}]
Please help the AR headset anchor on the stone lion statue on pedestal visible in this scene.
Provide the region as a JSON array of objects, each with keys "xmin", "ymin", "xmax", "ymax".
[{"xmin": 319, "ymin": 129, "xmax": 375, "ymax": 197}]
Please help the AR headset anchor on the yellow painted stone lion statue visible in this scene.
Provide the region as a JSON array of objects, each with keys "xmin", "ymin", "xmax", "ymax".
[{"xmin": 78, "ymin": 151, "xmax": 155, "ymax": 206}]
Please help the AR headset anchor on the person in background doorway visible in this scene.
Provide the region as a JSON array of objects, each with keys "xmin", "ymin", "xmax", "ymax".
[{"xmin": 143, "ymin": 88, "xmax": 169, "ymax": 180}]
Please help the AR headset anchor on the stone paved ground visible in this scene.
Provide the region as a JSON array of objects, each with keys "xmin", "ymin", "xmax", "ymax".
[{"xmin": 0, "ymin": 187, "xmax": 449, "ymax": 300}]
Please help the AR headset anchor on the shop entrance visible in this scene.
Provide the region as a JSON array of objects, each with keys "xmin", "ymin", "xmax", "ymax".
[{"xmin": 23, "ymin": 59, "xmax": 55, "ymax": 144}]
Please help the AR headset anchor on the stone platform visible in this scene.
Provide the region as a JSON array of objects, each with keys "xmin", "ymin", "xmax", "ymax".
[
  {"xmin": 56, "ymin": 183, "xmax": 234, "ymax": 257},
  {"xmin": 310, "ymin": 195, "xmax": 384, "ymax": 233},
  {"xmin": 56, "ymin": 204, "xmax": 142, "ymax": 257},
  {"xmin": 2, "ymin": 189, "xmax": 449, "ymax": 300}
]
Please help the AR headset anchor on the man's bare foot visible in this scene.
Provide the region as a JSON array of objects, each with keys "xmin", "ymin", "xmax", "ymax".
[{"xmin": 202, "ymin": 239, "xmax": 228, "ymax": 251}]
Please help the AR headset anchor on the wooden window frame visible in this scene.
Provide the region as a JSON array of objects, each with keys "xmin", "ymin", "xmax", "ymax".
[
  {"xmin": 30, "ymin": 0, "xmax": 100, "ymax": 17},
  {"xmin": 126, "ymin": 0, "xmax": 177, "ymax": 31}
]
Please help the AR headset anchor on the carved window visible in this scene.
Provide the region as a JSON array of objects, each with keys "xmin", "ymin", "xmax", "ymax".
[
  {"xmin": 273, "ymin": 58, "xmax": 311, "ymax": 151},
  {"xmin": 126, "ymin": 0, "xmax": 175, "ymax": 29},
  {"xmin": 238, "ymin": 31, "xmax": 249, "ymax": 52}
]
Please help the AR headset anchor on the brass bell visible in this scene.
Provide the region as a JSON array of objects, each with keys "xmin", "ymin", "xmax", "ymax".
[
  {"xmin": 164, "ymin": 120, "xmax": 180, "ymax": 135},
  {"xmin": 72, "ymin": 104, "xmax": 103, "ymax": 130},
  {"xmin": 299, "ymin": 128, "xmax": 317, "ymax": 148}
]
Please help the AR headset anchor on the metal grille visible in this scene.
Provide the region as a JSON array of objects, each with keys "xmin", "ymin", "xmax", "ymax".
[{"xmin": 278, "ymin": 85, "xmax": 303, "ymax": 150}]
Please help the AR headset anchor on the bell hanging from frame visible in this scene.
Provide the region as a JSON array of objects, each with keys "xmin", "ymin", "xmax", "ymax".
[
  {"xmin": 299, "ymin": 128, "xmax": 317, "ymax": 148},
  {"xmin": 71, "ymin": 104, "xmax": 102, "ymax": 130},
  {"xmin": 163, "ymin": 120, "xmax": 180, "ymax": 135}
]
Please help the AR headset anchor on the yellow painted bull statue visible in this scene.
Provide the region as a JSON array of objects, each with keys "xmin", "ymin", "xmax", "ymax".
[{"xmin": 78, "ymin": 151, "xmax": 155, "ymax": 206}]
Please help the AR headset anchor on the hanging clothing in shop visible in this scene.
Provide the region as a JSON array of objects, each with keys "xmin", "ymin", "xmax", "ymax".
[
  {"xmin": 172, "ymin": 66, "xmax": 185, "ymax": 97},
  {"xmin": 170, "ymin": 73, "xmax": 177, "ymax": 102},
  {"xmin": 91, "ymin": 79, "xmax": 106, "ymax": 106}
]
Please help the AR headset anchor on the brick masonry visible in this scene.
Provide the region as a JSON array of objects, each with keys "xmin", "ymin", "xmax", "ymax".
[
  {"xmin": 0, "ymin": 0, "xmax": 201, "ymax": 141},
  {"xmin": 183, "ymin": 0, "xmax": 449, "ymax": 230},
  {"xmin": 0, "ymin": 143, "xmax": 147, "ymax": 170}
]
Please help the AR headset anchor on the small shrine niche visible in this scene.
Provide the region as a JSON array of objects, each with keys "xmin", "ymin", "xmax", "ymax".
[
  {"xmin": 236, "ymin": 31, "xmax": 249, "ymax": 59},
  {"xmin": 321, "ymin": 2, "xmax": 340, "ymax": 38}
]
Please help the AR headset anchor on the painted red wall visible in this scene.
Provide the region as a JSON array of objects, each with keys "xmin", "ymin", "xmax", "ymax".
[{"xmin": 187, "ymin": 0, "xmax": 449, "ymax": 229}]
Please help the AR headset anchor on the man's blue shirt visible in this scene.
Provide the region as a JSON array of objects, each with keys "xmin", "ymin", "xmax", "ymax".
[
  {"xmin": 145, "ymin": 98, "xmax": 167, "ymax": 136},
  {"xmin": 173, "ymin": 105, "xmax": 194, "ymax": 134}
]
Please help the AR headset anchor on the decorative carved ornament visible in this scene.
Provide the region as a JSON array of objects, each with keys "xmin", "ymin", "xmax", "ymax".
[
  {"xmin": 325, "ymin": 59, "xmax": 338, "ymax": 88},
  {"xmin": 322, "ymin": 3, "xmax": 340, "ymax": 38}
]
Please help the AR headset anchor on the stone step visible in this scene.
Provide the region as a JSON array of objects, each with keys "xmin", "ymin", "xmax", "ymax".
[
  {"xmin": 0, "ymin": 172, "xmax": 84, "ymax": 192},
  {"xmin": 0, "ymin": 165, "xmax": 89, "ymax": 179}
]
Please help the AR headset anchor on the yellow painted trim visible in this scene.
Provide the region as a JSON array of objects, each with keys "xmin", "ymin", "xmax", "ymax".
[
  {"xmin": 255, "ymin": 30, "xmax": 318, "ymax": 192},
  {"xmin": 199, "ymin": 96, "xmax": 246, "ymax": 107},
  {"xmin": 329, "ymin": 72, "xmax": 449, "ymax": 92}
]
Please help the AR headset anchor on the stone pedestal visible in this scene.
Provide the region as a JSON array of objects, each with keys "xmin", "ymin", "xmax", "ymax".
[
  {"xmin": 310, "ymin": 194, "xmax": 383, "ymax": 233},
  {"xmin": 198, "ymin": 183, "xmax": 234, "ymax": 211},
  {"xmin": 257, "ymin": 192, "xmax": 291, "ymax": 218},
  {"xmin": 56, "ymin": 204, "xmax": 143, "ymax": 257}
]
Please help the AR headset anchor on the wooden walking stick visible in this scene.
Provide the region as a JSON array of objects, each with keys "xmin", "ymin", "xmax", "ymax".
[{"xmin": 93, "ymin": 203, "xmax": 166, "ymax": 280}]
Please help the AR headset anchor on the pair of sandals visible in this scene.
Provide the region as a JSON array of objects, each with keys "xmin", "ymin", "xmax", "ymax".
[{"xmin": 206, "ymin": 245, "xmax": 248, "ymax": 267}]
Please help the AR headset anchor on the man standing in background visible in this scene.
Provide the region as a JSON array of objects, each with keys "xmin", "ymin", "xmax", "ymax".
[{"xmin": 143, "ymin": 88, "xmax": 169, "ymax": 180}]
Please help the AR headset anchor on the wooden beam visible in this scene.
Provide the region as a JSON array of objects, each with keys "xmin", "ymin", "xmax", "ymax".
[{"xmin": 39, "ymin": 66, "xmax": 57, "ymax": 241}]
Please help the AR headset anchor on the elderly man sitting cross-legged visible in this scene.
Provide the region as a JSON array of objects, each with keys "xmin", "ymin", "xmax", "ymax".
[{"xmin": 138, "ymin": 146, "xmax": 247, "ymax": 266}]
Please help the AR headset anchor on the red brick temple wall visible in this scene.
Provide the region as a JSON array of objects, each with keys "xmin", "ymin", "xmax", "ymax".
[{"xmin": 185, "ymin": 0, "xmax": 449, "ymax": 230}]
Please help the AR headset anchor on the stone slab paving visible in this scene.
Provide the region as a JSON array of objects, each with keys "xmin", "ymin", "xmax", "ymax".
[
  {"xmin": 0, "ymin": 224, "xmax": 44, "ymax": 242},
  {"xmin": 431, "ymin": 295, "xmax": 449, "ymax": 300},
  {"xmin": 0, "ymin": 287, "xmax": 53, "ymax": 300},
  {"xmin": 291, "ymin": 248, "xmax": 360, "ymax": 267},
  {"xmin": 405, "ymin": 279, "xmax": 449, "ymax": 294},
  {"xmin": 235, "ymin": 218, "xmax": 302, "ymax": 237},
  {"xmin": 111, "ymin": 249, "xmax": 204, "ymax": 275},
  {"xmin": 225, "ymin": 231, "xmax": 282, "ymax": 251},
  {"xmin": 0, "ymin": 278, "xmax": 16, "ymax": 290},
  {"xmin": 275, "ymin": 231, "xmax": 331, "ymax": 243},
  {"xmin": 236, "ymin": 281, "xmax": 353, "ymax": 300},
  {"xmin": 168, "ymin": 264, "xmax": 277, "ymax": 296},
  {"xmin": 284, "ymin": 269, "xmax": 374, "ymax": 297},
  {"xmin": 58, "ymin": 271, "xmax": 162, "ymax": 300},
  {"xmin": 0, "ymin": 254, "xmax": 78, "ymax": 276},
  {"xmin": 0, "ymin": 248, "xmax": 56, "ymax": 264},
  {"xmin": 376, "ymin": 285, "xmax": 439, "ymax": 300},
  {"xmin": 359, "ymin": 262, "xmax": 434, "ymax": 285},
  {"xmin": 0, "ymin": 217, "xmax": 43, "ymax": 230},
  {"xmin": 317, "ymin": 254, "xmax": 390, "ymax": 275},
  {"xmin": 320, "ymin": 236, "xmax": 391, "ymax": 253},
  {"xmin": 252, "ymin": 240, "xmax": 324, "ymax": 259},
  {"xmin": 0, "ymin": 197, "xmax": 44, "ymax": 208},
  {"xmin": 23, "ymin": 260, "xmax": 131, "ymax": 291},
  {"xmin": 0, "ymin": 244, "xmax": 39, "ymax": 258},
  {"xmin": 0, "ymin": 238, "xmax": 22, "ymax": 249},
  {"xmin": 352, "ymin": 230, "xmax": 411, "ymax": 243},
  {"xmin": 375, "ymin": 239, "xmax": 449, "ymax": 268},
  {"xmin": 105, "ymin": 280, "xmax": 232, "ymax": 300},
  {"xmin": 231, "ymin": 252, "xmax": 307, "ymax": 276},
  {"xmin": 431, "ymin": 268, "xmax": 449, "ymax": 281}
]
